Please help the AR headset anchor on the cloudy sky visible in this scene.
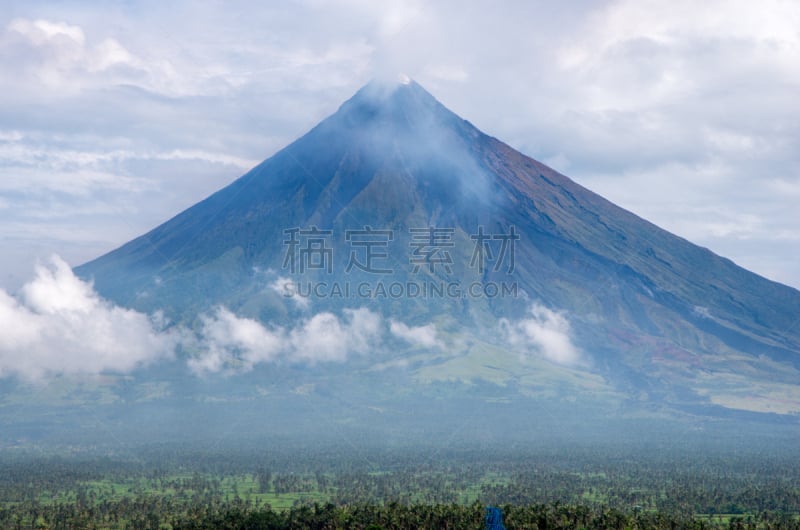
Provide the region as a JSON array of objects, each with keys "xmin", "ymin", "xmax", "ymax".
[{"xmin": 1, "ymin": 0, "xmax": 798, "ymax": 291}]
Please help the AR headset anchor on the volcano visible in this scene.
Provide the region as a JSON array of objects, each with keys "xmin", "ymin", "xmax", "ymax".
[{"xmin": 75, "ymin": 78, "xmax": 800, "ymax": 423}]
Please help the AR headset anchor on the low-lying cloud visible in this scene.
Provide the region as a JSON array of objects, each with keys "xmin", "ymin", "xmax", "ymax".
[
  {"xmin": 388, "ymin": 320, "xmax": 443, "ymax": 350},
  {"xmin": 0, "ymin": 257, "xmax": 444, "ymax": 379},
  {"xmin": 1, "ymin": 259, "xmax": 578, "ymax": 380},
  {"xmin": 189, "ymin": 306, "xmax": 384, "ymax": 374},
  {"xmin": 188, "ymin": 307, "xmax": 285, "ymax": 374},
  {"xmin": 268, "ymin": 274, "xmax": 309, "ymax": 309},
  {"xmin": 500, "ymin": 303, "xmax": 581, "ymax": 366},
  {"xmin": 0, "ymin": 255, "xmax": 175, "ymax": 380},
  {"xmin": 290, "ymin": 307, "xmax": 382, "ymax": 364}
]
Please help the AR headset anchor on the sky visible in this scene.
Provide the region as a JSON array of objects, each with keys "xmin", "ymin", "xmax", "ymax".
[{"xmin": 0, "ymin": 0, "xmax": 798, "ymax": 292}]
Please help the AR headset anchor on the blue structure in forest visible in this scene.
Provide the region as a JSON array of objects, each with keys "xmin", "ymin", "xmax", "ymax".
[{"xmin": 485, "ymin": 506, "xmax": 506, "ymax": 530}]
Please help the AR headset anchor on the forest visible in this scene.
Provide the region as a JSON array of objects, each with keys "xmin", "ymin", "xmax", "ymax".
[{"xmin": 1, "ymin": 440, "xmax": 800, "ymax": 529}]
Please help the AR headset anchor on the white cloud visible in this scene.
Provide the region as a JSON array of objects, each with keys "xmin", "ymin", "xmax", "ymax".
[
  {"xmin": 0, "ymin": 143, "xmax": 256, "ymax": 195},
  {"xmin": 8, "ymin": 18, "xmax": 86, "ymax": 47},
  {"xmin": 0, "ymin": 256, "xmax": 419, "ymax": 379},
  {"xmin": 500, "ymin": 304, "xmax": 581, "ymax": 366},
  {"xmin": 188, "ymin": 306, "xmax": 384, "ymax": 373},
  {"xmin": 188, "ymin": 307, "xmax": 285, "ymax": 374},
  {"xmin": 0, "ymin": 130, "xmax": 23, "ymax": 141},
  {"xmin": 0, "ymin": 255, "xmax": 175, "ymax": 380},
  {"xmin": 693, "ymin": 306, "xmax": 711, "ymax": 319},
  {"xmin": 0, "ymin": 17, "xmax": 206, "ymax": 97},
  {"xmin": 0, "ymin": 263, "xmax": 586, "ymax": 381},
  {"xmin": 290, "ymin": 307, "xmax": 382, "ymax": 363},
  {"xmin": 268, "ymin": 276, "xmax": 310, "ymax": 309},
  {"xmin": 5, "ymin": 18, "xmax": 142, "ymax": 91},
  {"xmin": 422, "ymin": 64, "xmax": 468, "ymax": 82},
  {"xmin": 389, "ymin": 320, "xmax": 443, "ymax": 350}
]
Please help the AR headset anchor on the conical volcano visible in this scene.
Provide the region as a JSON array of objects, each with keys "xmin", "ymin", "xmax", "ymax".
[{"xmin": 76, "ymin": 78, "xmax": 800, "ymax": 419}]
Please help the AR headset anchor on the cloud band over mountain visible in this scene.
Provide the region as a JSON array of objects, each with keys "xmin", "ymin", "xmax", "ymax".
[{"xmin": 0, "ymin": 257, "xmax": 580, "ymax": 380}]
